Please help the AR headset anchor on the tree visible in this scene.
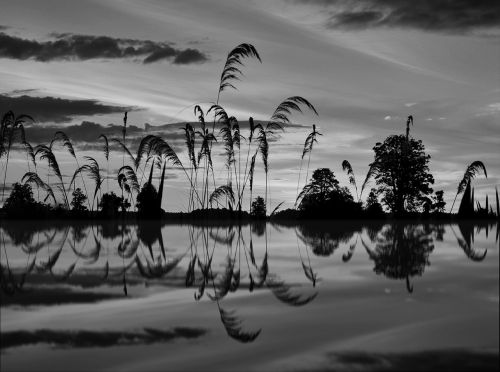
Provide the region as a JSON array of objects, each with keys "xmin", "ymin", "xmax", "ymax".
[
  {"xmin": 368, "ymin": 135, "xmax": 434, "ymax": 215},
  {"xmin": 251, "ymin": 196, "xmax": 266, "ymax": 218},
  {"xmin": 3, "ymin": 183, "xmax": 35, "ymax": 210},
  {"xmin": 70, "ymin": 188, "xmax": 88, "ymax": 212},
  {"xmin": 431, "ymin": 190, "xmax": 446, "ymax": 214},
  {"xmin": 297, "ymin": 168, "xmax": 361, "ymax": 218},
  {"xmin": 99, "ymin": 192, "xmax": 129, "ymax": 217},
  {"xmin": 136, "ymin": 183, "xmax": 160, "ymax": 218},
  {"xmin": 2, "ymin": 182, "xmax": 47, "ymax": 217},
  {"xmin": 366, "ymin": 188, "xmax": 379, "ymax": 208},
  {"xmin": 297, "ymin": 168, "xmax": 339, "ymax": 206},
  {"xmin": 365, "ymin": 188, "xmax": 384, "ymax": 217}
]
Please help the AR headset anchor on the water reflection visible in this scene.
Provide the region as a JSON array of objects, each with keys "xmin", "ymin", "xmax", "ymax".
[
  {"xmin": 1, "ymin": 220, "xmax": 498, "ymax": 346},
  {"xmin": 362, "ymin": 224, "xmax": 434, "ymax": 293}
]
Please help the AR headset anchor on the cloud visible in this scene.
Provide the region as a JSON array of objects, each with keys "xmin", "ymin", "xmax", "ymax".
[
  {"xmin": 289, "ymin": 0, "xmax": 500, "ymax": 33},
  {"xmin": 19, "ymin": 121, "xmax": 188, "ymax": 155},
  {"xmin": 17, "ymin": 118, "xmax": 306, "ymax": 154},
  {"xmin": 173, "ymin": 48, "xmax": 208, "ymax": 64},
  {"xmin": 0, "ymin": 31, "xmax": 208, "ymax": 64},
  {"xmin": 0, "ymin": 93, "xmax": 134, "ymax": 123},
  {"xmin": 23, "ymin": 121, "xmax": 139, "ymax": 144}
]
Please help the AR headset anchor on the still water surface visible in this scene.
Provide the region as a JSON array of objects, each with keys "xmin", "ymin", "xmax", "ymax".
[{"xmin": 1, "ymin": 220, "xmax": 498, "ymax": 371}]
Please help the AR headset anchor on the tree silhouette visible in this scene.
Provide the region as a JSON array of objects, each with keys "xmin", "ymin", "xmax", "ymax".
[
  {"xmin": 297, "ymin": 168, "xmax": 360, "ymax": 218},
  {"xmin": 70, "ymin": 188, "xmax": 88, "ymax": 212},
  {"xmin": 136, "ymin": 183, "xmax": 160, "ymax": 218},
  {"xmin": 251, "ymin": 196, "xmax": 266, "ymax": 218},
  {"xmin": 367, "ymin": 135, "xmax": 434, "ymax": 215},
  {"xmin": 99, "ymin": 192, "xmax": 129, "ymax": 217}
]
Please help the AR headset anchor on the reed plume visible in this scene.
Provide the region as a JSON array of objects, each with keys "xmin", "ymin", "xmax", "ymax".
[
  {"xmin": 218, "ymin": 43, "xmax": 261, "ymax": 98},
  {"xmin": 341, "ymin": 160, "xmax": 359, "ymax": 201},
  {"xmin": 1, "ymin": 111, "xmax": 34, "ymax": 203},
  {"xmin": 296, "ymin": 124, "xmax": 322, "ymax": 205},
  {"xmin": 34, "ymin": 144, "xmax": 69, "ymax": 207},
  {"xmin": 51, "ymin": 131, "xmax": 91, "ymax": 209},
  {"xmin": 21, "ymin": 171, "xmax": 56, "ymax": 205},
  {"xmin": 99, "ymin": 134, "xmax": 110, "ymax": 192},
  {"xmin": 450, "ymin": 161, "xmax": 487, "ymax": 213}
]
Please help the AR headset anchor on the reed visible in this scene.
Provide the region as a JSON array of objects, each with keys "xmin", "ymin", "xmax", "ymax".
[
  {"xmin": 450, "ymin": 161, "xmax": 487, "ymax": 213},
  {"xmin": 1, "ymin": 111, "xmax": 34, "ymax": 203}
]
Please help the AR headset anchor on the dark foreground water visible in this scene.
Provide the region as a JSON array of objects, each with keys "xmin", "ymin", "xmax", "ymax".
[{"xmin": 0, "ymin": 220, "xmax": 498, "ymax": 371}]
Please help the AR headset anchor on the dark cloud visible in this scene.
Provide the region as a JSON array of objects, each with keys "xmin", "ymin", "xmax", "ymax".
[
  {"xmin": 23, "ymin": 121, "xmax": 138, "ymax": 144},
  {"xmin": 173, "ymin": 48, "xmax": 208, "ymax": 64},
  {"xmin": 143, "ymin": 45, "xmax": 178, "ymax": 63},
  {"xmin": 0, "ymin": 32, "xmax": 208, "ymax": 64},
  {"xmin": 14, "ymin": 117, "xmax": 308, "ymax": 154},
  {"xmin": 0, "ymin": 93, "xmax": 134, "ymax": 123},
  {"xmin": 289, "ymin": 0, "xmax": 500, "ymax": 33},
  {"xmin": 20, "ymin": 121, "xmax": 187, "ymax": 153}
]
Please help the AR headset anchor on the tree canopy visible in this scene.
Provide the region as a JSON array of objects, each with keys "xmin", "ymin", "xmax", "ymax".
[
  {"xmin": 136, "ymin": 183, "xmax": 161, "ymax": 218},
  {"xmin": 70, "ymin": 188, "xmax": 88, "ymax": 212},
  {"xmin": 297, "ymin": 168, "xmax": 361, "ymax": 218},
  {"xmin": 251, "ymin": 196, "xmax": 266, "ymax": 218},
  {"xmin": 369, "ymin": 135, "xmax": 434, "ymax": 215}
]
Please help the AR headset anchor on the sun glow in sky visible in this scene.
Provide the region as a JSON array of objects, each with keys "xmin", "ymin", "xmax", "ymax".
[{"xmin": 1, "ymin": 0, "xmax": 499, "ymax": 211}]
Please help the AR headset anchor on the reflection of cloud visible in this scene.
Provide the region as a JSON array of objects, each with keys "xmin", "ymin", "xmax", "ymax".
[
  {"xmin": 0, "ymin": 286, "xmax": 122, "ymax": 307},
  {"xmin": 0, "ymin": 31, "xmax": 208, "ymax": 64},
  {"xmin": 0, "ymin": 93, "xmax": 134, "ymax": 123},
  {"xmin": 326, "ymin": 350, "xmax": 498, "ymax": 371},
  {"xmin": 1, "ymin": 327, "xmax": 207, "ymax": 350}
]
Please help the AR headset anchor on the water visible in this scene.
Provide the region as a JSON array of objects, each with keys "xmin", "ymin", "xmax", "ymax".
[{"xmin": 1, "ymin": 220, "xmax": 498, "ymax": 371}]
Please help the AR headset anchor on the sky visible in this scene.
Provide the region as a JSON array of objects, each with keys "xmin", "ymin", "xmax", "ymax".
[{"xmin": 0, "ymin": 0, "xmax": 499, "ymax": 212}]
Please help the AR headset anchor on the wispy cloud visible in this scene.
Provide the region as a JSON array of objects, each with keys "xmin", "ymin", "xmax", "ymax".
[
  {"xmin": 0, "ymin": 31, "xmax": 208, "ymax": 64},
  {"xmin": 289, "ymin": 0, "xmax": 500, "ymax": 34}
]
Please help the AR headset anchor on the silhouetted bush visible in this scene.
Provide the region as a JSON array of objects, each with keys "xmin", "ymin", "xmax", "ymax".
[
  {"xmin": 2, "ymin": 183, "xmax": 50, "ymax": 218},
  {"xmin": 297, "ymin": 168, "xmax": 362, "ymax": 218},
  {"xmin": 251, "ymin": 196, "xmax": 266, "ymax": 218},
  {"xmin": 70, "ymin": 188, "xmax": 88, "ymax": 212},
  {"xmin": 99, "ymin": 192, "xmax": 128, "ymax": 218},
  {"xmin": 136, "ymin": 183, "xmax": 160, "ymax": 218}
]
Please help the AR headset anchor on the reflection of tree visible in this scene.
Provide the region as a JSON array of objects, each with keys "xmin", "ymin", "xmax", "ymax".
[
  {"xmin": 251, "ymin": 222, "xmax": 265, "ymax": 237},
  {"xmin": 363, "ymin": 224, "xmax": 434, "ymax": 293},
  {"xmin": 365, "ymin": 222, "xmax": 385, "ymax": 242},
  {"xmin": 297, "ymin": 223, "xmax": 357, "ymax": 256},
  {"xmin": 431, "ymin": 224, "xmax": 445, "ymax": 242},
  {"xmin": 137, "ymin": 220, "xmax": 166, "ymax": 261}
]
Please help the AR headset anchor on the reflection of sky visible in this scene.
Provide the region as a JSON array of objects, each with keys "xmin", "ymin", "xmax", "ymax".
[
  {"xmin": 1, "ymin": 1, "xmax": 499, "ymax": 211},
  {"xmin": 1, "ymin": 222, "xmax": 498, "ymax": 371}
]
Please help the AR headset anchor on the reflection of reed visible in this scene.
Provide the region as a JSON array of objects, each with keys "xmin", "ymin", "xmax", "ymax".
[
  {"xmin": 450, "ymin": 222, "xmax": 490, "ymax": 261},
  {"xmin": 17, "ymin": 222, "xmax": 478, "ymax": 343}
]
